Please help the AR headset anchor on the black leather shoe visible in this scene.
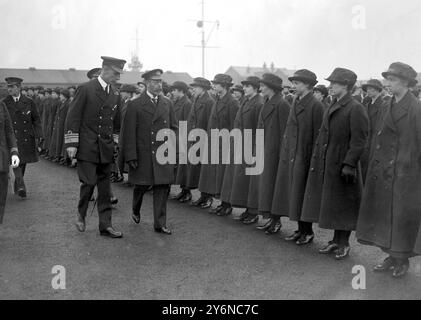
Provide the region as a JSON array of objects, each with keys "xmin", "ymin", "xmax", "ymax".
[
  {"xmin": 209, "ymin": 204, "xmax": 224, "ymax": 214},
  {"xmin": 335, "ymin": 246, "xmax": 351, "ymax": 260},
  {"xmin": 110, "ymin": 197, "xmax": 118, "ymax": 205},
  {"xmin": 374, "ymin": 257, "xmax": 396, "ymax": 272},
  {"xmin": 201, "ymin": 198, "xmax": 213, "ymax": 209},
  {"xmin": 17, "ymin": 188, "xmax": 27, "ymax": 199},
  {"xmin": 243, "ymin": 215, "xmax": 259, "ymax": 225},
  {"xmin": 392, "ymin": 260, "xmax": 409, "ymax": 278},
  {"xmin": 154, "ymin": 227, "xmax": 172, "ymax": 235},
  {"xmin": 191, "ymin": 196, "xmax": 206, "ymax": 207},
  {"xmin": 100, "ymin": 227, "xmax": 123, "ymax": 238},
  {"xmin": 319, "ymin": 243, "xmax": 339, "ymax": 254},
  {"xmin": 256, "ymin": 218, "xmax": 272, "ymax": 231},
  {"xmin": 75, "ymin": 214, "xmax": 86, "ymax": 233},
  {"xmin": 296, "ymin": 234, "xmax": 314, "ymax": 245},
  {"xmin": 217, "ymin": 207, "xmax": 233, "ymax": 217},
  {"xmin": 179, "ymin": 192, "xmax": 192, "ymax": 203},
  {"xmin": 233, "ymin": 211, "xmax": 249, "ymax": 221},
  {"xmin": 285, "ymin": 231, "xmax": 301, "ymax": 242},
  {"xmin": 265, "ymin": 220, "xmax": 282, "ymax": 235},
  {"xmin": 132, "ymin": 213, "xmax": 141, "ymax": 224}
]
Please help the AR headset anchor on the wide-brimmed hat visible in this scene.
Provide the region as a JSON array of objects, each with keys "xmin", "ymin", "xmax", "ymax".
[
  {"xmin": 260, "ymin": 73, "xmax": 283, "ymax": 91},
  {"xmin": 190, "ymin": 77, "xmax": 212, "ymax": 90},
  {"xmin": 171, "ymin": 81, "xmax": 189, "ymax": 93},
  {"xmin": 289, "ymin": 69, "xmax": 318, "ymax": 86},
  {"xmin": 241, "ymin": 76, "xmax": 260, "ymax": 88},
  {"xmin": 362, "ymin": 79, "xmax": 384, "ymax": 92},
  {"xmin": 382, "ymin": 62, "xmax": 418, "ymax": 87},
  {"xmin": 120, "ymin": 84, "xmax": 137, "ymax": 94},
  {"xmin": 87, "ymin": 68, "xmax": 102, "ymax": 80},
  {"xmin": 212, "ymin": 74, "xmax": 233, "ymax": 87},
  {"xmin": 326, "ymin": 68, "xmax": 357, "ymax": 86}
]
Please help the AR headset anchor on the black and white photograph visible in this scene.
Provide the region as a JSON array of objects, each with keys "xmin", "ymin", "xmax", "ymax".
[{"xmin": 0, "ymin": 0, "xmax": 420, "ymax": 306}]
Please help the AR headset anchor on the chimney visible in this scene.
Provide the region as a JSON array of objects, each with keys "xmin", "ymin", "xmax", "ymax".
[
  {"xmin": 270, "ymin": 62, "xmax": 275, "ymax": 72},
  {"xmin": 263, "ymin": 62, "xmax": 267, "ymax": 70},
  {"xmin": 69, "ymin": 68, "xmax": 76, "ymax": 71},
  {"xmin": 29, "ymin": 67, "xmax": 36, "ymax": 71}
]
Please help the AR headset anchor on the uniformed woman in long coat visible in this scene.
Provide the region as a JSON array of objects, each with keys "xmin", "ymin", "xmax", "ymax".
[
  {"xmin": 199, "ymin": 74, "xmax": 239, "ymax": 213},
  {"xmin": 243, "ymin": 74, "xmax": 290, "ymax": 228},
  {"xmin": 50, "ymin": 89, "xmax": 70, "ymax": 162},
  {"xmin": 170, "ymin": 81, "xmax": 193, "ymax": 202},
  {"xmin": 185, "ymin": 78, "xmax": 215, "ymax": 206},
  {"xmin": 229, "ymin": 77, "xmax": 264, "ymax": 222},
  {"xmin": 271, "ymin": 70, "xmax": 324, "ymax": 241},
  {"xmin": 301, "ymin": 68, "xmax": 369, "ymax": 260},
  {"xmin": 356, "ymin": 62, "xmax": 421, "ymax": 278},
  {"xmin": 0, "ymin": 101, "xmax": 20, "ymax": 223}
]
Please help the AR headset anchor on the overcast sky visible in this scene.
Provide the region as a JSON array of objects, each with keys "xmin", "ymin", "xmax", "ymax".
[{"xmin": 1, "ymin": 0, "xmax": 420, "ymax": 83}]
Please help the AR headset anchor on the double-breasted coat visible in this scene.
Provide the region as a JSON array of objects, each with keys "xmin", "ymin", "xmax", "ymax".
[
  {"xmin": 356, "ymin": 91, "xmax": 421, "ymax": 257},
  {"xmin": 271, "ymin": 93, "xmax": 324, "ymax": 220},
  {"xmin": 174, "ymin": 95, "xmax": 192, "ymax": 186},
  {"xmin": 3, "ymin": 95, "xmax": 42, "ymax": 164},
  {"xmin": 0, "ymin": 101, "xmax": 18, "ymax": 172},
  {"xmin": 228, "ymin": 94, "xmax": 264, "ymax": 207},
  {"xmin": 50, "ymin": 99, "xmax": 70, "ymax": 158},
  {"xmin": 301, "ymin": 93, "xmax": 369, "ymax": 231},
  {"xmin": 247, "ymin": 93, "xmax": 290, "ymax": 213},
  {"xmin": 198, "ymin": 92, "xmax": 239, "ymax": 196},
  {"xmin": 117, "ymin": 97, "xmax": 132, "ymax": 175},
  {"xmin": 123, "ymin": 92, "xmax": 178, "ymax": 186},
  {"xmin": 64, "ymin": 79, "xmax": 121, "ymax": 164},
  {"xmin": 185, "ymin": 92, "xmax": 215, "ymax": 190},
  {"xmin": 47, "ymin": 98, "xmax": 60, "ymax": 152},
  {"xmin": 360, "ymin": 95, "xmax": 386, "ymax": 180}
]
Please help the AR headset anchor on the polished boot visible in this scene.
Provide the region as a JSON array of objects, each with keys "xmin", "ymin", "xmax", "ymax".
[
  {"xmin": 179, "ymin": 192, "xmax": 192, "ymax": 203},
  {"xmin": 132, "ymin": 213, "xmax": 141, "ymax": 224},
  {"xmin": 209, "ymin": 204, "xmax": 224, "ymax": 214},
  {"xmin": 17, "ymin": 188, "xmax": 27, "ymax": 199},
  {"xmin": 335, "ymin": 246, "xmax": 351, "ymax": 260},
  {"xmin": 296, "ymin": 234, "xmax": 314, "ymax": 245},
  {"xmin": 100, "ymin": 227, "xmax": 123, "ymax": 238},
  {"xmin": 191, "ymin": 195, "xmax": 207, "ymax": 207},
  {"xmin": 154, "ymin": 227, "xmax": 172, "ymax": 235},
  {"xmin": 373, "ymin": 257, "xmax": 396, "ymax": 272},
  {"xmin": 217, "ymin": 206, "xmax": 233, "ymax": 217},
  {"xmin": 201, "ymin": 197, "xmax": 213, "ymax": 209},
  {"xmin": 319, "ymin": 243, "xmax": 339, "ymax": 254},
  {"xmin": 170, "ymin": 190, "xmax": 186, "ymax": 201},
  {"xmin": 233, "ymin": 210, "xmax": 249, "ymax": 221},
  {"xmin": 392, "ymin": 259, "xmax": 410, "ymax": 278},
  {"xmin": 265, "ymin": 219, "xmax": 282, "ymax": 235}
]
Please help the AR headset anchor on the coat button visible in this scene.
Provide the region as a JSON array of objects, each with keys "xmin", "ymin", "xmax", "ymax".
[
  {"xmin": 390, "ymin": 160, "xmax": 395, "ymax": 165},
  {"xmin": 310, "ymin": 168, "xmax": 315, "ymax": 172},
  {"xmin": 373, "ymin": 175, "xmax": 378, "ymax": 180},
  {"xmin": 376, "ymin": 145, "xmax": 381, "ymax": 150},
  {"xmin": 378, "ymin": 130, "xmax": 382, "ymax": 135}
]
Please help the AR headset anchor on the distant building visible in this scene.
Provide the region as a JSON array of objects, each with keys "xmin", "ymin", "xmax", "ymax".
[
  {"xmin": 0, "ymin": 68, "xmax": 193, "ymax": 89},
  {"xmin": 225, "ymin": 64, "xmax": 296, "ymax": 87}
]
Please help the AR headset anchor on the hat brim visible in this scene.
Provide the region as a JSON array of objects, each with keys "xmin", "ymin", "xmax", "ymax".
[
  {"xmin": 362, "ymin": 84, "xmax": 383, "ymax": 92},
  {"xmin": 190, "ymin": 83, "xmax": 211, "ymax": 90},
  {"xmin": 212, "ymin": 81, "xmax": 233, "ymax": 87},
  {"xmin": 382, "ymin": 71, "xmax": 418, "ymax": 87},
  {"xmin": 241, "ymin": 80, "xmax": 259, "ymax": 87},
  {"xmin": 325, "ymin": 77, "xmax": 354, "ymax": 86},
  {"xmin": 288, "ymin": 76, "xmax": 318, "ymax": 86},
  {"xmin": 260, "ymin": 80, "xmax": 283, "ymax": 91}
]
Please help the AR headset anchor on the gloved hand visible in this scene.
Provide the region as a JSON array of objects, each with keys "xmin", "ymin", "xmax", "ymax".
[
  {"xmin": 341, "ymin": 165, "xmax": 357, "ymax": 184},
  {"xmin": 67, "ymin": 147, "xmax": 78, "ymax": 159},
  {"xmin": 11, "ymin": 155, "xmax": 20, "ymax": 169},
  {"xmin": 128, "ymin": 160, "xmax": 138, "ymax": 170}
]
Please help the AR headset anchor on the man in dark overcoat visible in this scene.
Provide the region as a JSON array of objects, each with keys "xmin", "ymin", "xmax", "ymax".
[
  {"xmin": 65, "ymin": 56, "xmax": 125, "ymax": 238},
  {"xmin": 3, "ymin": 77, "xmax": 43, "ymax": 199},
  {"xmin": 0, "ymin": 101, "xmax": 20, "ymax": 223},
  {"xmin": 356, "ymin": 62, "xmax": 421, "ymax": 278},
  {"xmin": 123, "ymin": 69, "xmax": 178, "ymax": 235},
  {"xmin": 301, "ymin": 68, "xmax": 369, "ymax": 260},
  {"xmin": 271, "ymin": 70, "xmax": 324, "ymax": 240}
]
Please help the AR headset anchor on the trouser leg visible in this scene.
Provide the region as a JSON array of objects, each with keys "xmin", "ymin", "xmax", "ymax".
[
  {"xmin": 153, "ymin": 185, "xmax": 170, "ymax": 229},
  {"xmin": 334, "ymin": 230, "xmax": 351, "ymax": 247},
  {"xmin": 0, "ymin": 172, "xmax": 8, "ymax": 224},
  {"xmin": 13, "ymin": 163, "xmax": 26, "ymax": 193},
  {"xmin": 77, "ymin": 160, "xmax": 97, "ymax": 219},
  {"xmin": 133, "ymin": 185, "xmax": 148, "ymax": 216},
  {"xmin": 96, "ymin": 163, "xmax": 112, "ymax": 231}
]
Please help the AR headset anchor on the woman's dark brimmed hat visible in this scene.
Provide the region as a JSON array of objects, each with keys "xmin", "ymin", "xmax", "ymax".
[
  {"xmin": 362, "ymin": 79, "xmax": 384, "ymax": 92},
  {"xmin": 171, "ymin": 81, "xmax": 189, "ymax": 93},
  {"xmin": 212, "ymin": 74, "xmax": 234, "ymax": 87},
  {"xmin": 241, "ymin": 76, "xmax": 260, "ymax": 88},
  {"xmin": 382, "ymin": 62, "xmax": 418, "ymax": 87},
  {"xmin": 87, "ymin": 68, "xmax": 102, "ymax": 80},
  {"xmin": 326, "ymin": 68, "xmax": 357, "ymax": 87},
  {"xmin": 260, "ymin": 73, "xmax": 283, "ymax": 91},
  {"xmin": 289, "ymin": 69, "xmax": 318, "ymax": 86},
  {"xmin": 313, "ymin": 85, "xmax": 329, "ymax": 97},
  {"xmin": 190, "ymin": 77, "xmax": 212, "ymax": 90}
]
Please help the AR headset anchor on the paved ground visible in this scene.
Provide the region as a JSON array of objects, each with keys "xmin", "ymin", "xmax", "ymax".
[{"xmin": 0, "ymin": 159, "xmax": 420, "ymax": 300}]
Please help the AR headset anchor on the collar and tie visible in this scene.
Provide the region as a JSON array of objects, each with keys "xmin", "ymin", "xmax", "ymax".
[
  {"xmin": 151, "ymin": 95, "xmax": 158, "ymax": 105},
  {"xmin": 14, "ymin": 97, "xmax": 19, "ymax": 103}
]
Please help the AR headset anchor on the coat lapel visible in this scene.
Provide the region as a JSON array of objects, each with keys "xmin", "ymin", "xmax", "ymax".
[
  {"xmin": 94, "ymin": 79, "xmax": 108, "ymax": 103},
  {"xmin": 328, "ymin": 93, "xmax": 352, "ymax": 119},
  {"xmin": 216, "ymin": 93, "xmax": 229, "ymax": 115},
  {"xmin": 261, "ymin": 93, "xmax": 280, "ymax": 121},
  {"xmin": 153, "ymin": 95, "xmax": 167, "ymax": 123},
  {"xmin": 383, "ymin": 102, "xmax": 397, "ymax": 133},
  {"xmin": 391, "ymin": 92, "xmax": 411, "ymax": 124}
]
